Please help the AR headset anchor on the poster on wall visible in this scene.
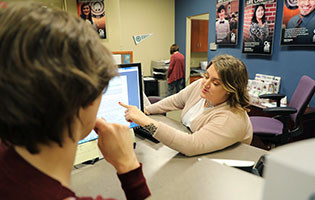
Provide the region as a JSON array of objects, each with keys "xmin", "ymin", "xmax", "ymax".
[
  {"xmin": 281, "ymin": 0, "xmax": 315, "ymax": 46},
  {"xmin": 77, "ymin": 0, "xmax": 106, "ymax": 39},
  {"xmin": 215, "ymin": 0, "xmax": 239, "ymax": 45},
  {"xmin": 242, "ymin": 0, "xmax": 277, "ymax": 55}
]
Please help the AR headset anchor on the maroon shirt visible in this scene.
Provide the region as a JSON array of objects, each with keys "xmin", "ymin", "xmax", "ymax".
[
  {"xmin": 168, "ymin": 52, "xmax": 185, "ymax": 84},
  {"xmin": 0, "ymin": 143, "xmax": 150, "ymax": 200}
]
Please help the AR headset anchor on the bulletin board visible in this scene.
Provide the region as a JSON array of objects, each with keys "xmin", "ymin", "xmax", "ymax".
[{"xmin": 112, "ymin": 51, "xmax": 133, "ymax": 64}]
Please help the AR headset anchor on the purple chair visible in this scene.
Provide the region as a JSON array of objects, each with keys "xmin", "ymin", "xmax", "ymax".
[
  {"xmin": 148, "ymin": 96, "xmax": 166, "ymax": 116},
  {"xmin": 148, "ymin": 96, "xmax": 164, "ymax": 104},
  {"xmin": 250, "ymin": 76, "xmax": 315, "ymax": 146}
]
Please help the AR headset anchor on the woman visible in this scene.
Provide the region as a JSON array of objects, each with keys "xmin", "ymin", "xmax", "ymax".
[
  {"xmin": 167, "ymin": 44, "xmax": 185, "ymax": 96},
  {"xmin": 120, "ymin": 55, "xmax": 253, "ymax": 156},
  {"xmin": 80, "ymin": 3, "xmax": 94, "ymax": 25},
  {"xmin": 249, "ymin": 4, "xmax": 269, "ymax": 43}
]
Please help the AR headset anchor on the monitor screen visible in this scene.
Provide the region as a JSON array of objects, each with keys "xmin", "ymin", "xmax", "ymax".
[{"xmin": 78, "ymin": 63, "xmax": 143, "ymax": 144}]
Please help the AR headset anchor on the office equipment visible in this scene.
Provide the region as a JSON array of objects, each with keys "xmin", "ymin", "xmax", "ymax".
[
  {"xmin": 262, "ymin": 138, "xmax": 315, "ymax": 200},
  {"xmin": 133, "ymin": 126, "xmax": 159, "ymax": 143},
  {"xmin": 74, "ymin": 63, "xmax": 143, "ymax": 165},
  {"xmin": 151, "ymin": 60, "xmax": 169, "ymax": 97},
  {"xmin": 143, "ymin": 76, "xmax": 158, "ymax": 96},
  {"xmin": 250, "ymin": 75, "xmax": 315, "ymax": 147}
]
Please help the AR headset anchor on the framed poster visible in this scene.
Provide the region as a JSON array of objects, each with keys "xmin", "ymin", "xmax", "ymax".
[
  {"xmin": 215, "ymin": 0, "xmax": 240, "ymax": 45},
  {"xmin": 112, "ymin": 51, "xmax": 133, "ymax": 65},
  {"xmin": 281, "ymin": 0, "xmax": 315, "ymax": 46},
  {"xmin": 242, "ymin": 0, "xmax": 277, "ymax": 55},
  {"xmin": 77, "ymin": 0, "xmax": 107, "ymax": 39}
]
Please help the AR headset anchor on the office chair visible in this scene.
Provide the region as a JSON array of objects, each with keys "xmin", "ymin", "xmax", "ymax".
[
  {"xmin": 250, "ymin": 75, "xmax": 315, "ymax": 148},
  {"xmin": 148, "ymin": 96, "xmax": 164, "ymax": 104}
]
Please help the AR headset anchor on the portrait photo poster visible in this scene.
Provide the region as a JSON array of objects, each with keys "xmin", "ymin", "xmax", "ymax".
[
  {"xmin": 215, "ymin": 0, "xmax": 240, "ymax": 45},
  {"xmin": 242, "ymin": 0, "xmax": 277, "ymax": 55},
  {"xmin": 77, "ymin": 0, "xmax": 107, "ymax": 39},
  {"xmin": 281, "ymin": 0, "xmax": 315, "ymax": 46}
]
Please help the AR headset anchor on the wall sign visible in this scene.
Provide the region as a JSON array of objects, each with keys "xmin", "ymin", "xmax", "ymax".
[
  {"xmin": 77, "ymin": 0, "xmax": 107, "ymax": 39},
  {"xmin": 281, "ymin": 0, "xmax": 315, "ymax": 46},
  {"xmin": 215, "ymin": 0, "xmax": 240, "ymax": 45},
  {"xmin": 242, "ymin": 0, "xmax": 277, "ymax": 55},
  {"xmin": 133, "ymin": 34, "xmax": 153, "ymax": 45}
]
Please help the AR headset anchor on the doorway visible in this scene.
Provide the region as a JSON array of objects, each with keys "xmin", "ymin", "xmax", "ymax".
[{"xmin": 185, "ymin": 13, "xmax": 209, "ymax": 86}]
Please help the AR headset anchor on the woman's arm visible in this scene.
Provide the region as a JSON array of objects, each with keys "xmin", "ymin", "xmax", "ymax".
[
  {"xmin": 145, "ymin": 79, "xmax": 201, "ymax": 115},
  {"xmin": 154, "ymin": 111, "xmax": 248, "ymax": 156}
]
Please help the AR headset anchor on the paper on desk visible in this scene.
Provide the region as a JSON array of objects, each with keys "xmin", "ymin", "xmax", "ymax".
[
  {"xmin": 74, "ymin": 140, "xmax": 99, "ymax": 165},
  {"xmin": 210, "ymin": 159, "xmax": 255, "ymax": 167},
  {"xmin": 261, "ymin": 102, "xmax": 286, "ymax": 108}
]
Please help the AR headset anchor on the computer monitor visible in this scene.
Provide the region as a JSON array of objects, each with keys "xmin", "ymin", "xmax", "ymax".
[{"xmin": 74, "ymin": 63, "xmax": 143, "ymax": 165}]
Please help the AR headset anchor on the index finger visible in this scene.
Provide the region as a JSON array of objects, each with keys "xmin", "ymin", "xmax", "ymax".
[
  {"xmin": 119, "ymin": 101, "xmax": 130, "ymax": 108},
  {"xmin": 94, "ymin": 118, "xmax": 108, "ymax": 135}
]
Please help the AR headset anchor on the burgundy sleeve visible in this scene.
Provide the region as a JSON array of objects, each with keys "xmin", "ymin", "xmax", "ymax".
[
  {"xmin": 168, "ymin": 55, "xmax": 175, "ymax": 78},
  {"xmin": 117, "ymin": 163, "xmax": 151, "ymax": 200}
]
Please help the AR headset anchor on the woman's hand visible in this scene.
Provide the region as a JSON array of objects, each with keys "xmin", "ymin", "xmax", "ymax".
[
  {"xmin": 94, "ymin": 118, "xmax": 139, "ymax": 174},
  {"xmin": 119, "ymin": 102, "xmax": 153, "ymax": 126}
]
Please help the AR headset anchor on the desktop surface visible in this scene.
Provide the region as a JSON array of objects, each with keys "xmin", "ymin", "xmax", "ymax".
[
  {"xmin": 71, "ymin": 136, "xmax": 266, "ymax": 200},
  {"xmin": 71, "ymin": 115, "xmax": 267, "ymax": 200}
]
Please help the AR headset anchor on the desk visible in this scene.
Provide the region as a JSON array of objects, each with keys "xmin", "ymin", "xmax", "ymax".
[{"xmin": 71, "ymin": 115, "xmax": 267, "ymax": 200}]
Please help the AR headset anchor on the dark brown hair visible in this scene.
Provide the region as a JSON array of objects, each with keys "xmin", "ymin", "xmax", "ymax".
[
  {"xmin": 0, "ymin": 2, "xmax": 117, "ymax": 154},
  {"xmin": 251, "ymin": 4, "xmax": 266, "ymax": 24},
  {"xmin": 170, "ymin": 44, "xmax": 179, "ymax": 55}
]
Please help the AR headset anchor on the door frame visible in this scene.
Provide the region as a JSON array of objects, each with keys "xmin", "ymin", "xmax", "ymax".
[{"xmin": 185, "ymin": 13, "xmax": 209, "ymax": 86}]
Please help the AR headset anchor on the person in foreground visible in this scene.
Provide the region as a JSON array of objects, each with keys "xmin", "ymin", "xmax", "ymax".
[
  {"xmin": 120, "ymin": 54, "xmax": 253, "ymax": 156},
  {"xmin": 0, "ymin": 2, "xmax": 150, "ymax": 200}
]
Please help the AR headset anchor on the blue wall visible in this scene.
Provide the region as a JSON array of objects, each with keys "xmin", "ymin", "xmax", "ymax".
[{"xmin": 175, "ymin": 0, "xmax": 315, "ymax": 107}]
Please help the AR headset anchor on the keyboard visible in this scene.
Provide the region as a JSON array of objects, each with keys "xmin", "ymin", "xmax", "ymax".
[{"xmin": 133, "ymin": 126, "xmax": 160, "ymax": 143}]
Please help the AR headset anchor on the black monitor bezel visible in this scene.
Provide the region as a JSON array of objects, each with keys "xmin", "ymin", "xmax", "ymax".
[{"xmin": 118, "ymin": 62, "xmax": 144, "ymax": 112}]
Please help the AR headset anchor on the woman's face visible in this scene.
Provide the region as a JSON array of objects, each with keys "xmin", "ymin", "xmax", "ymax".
[
  {"xmin": 200, "ymin": 64, "xmax": 229, "ymax": 106},
  {"xmin": 82, "ymin": 5, "xmax": 90, "ymax": 16},
  {"xmin": 255, "ymin": 6, "xmax": 265, "ymax": 20}
]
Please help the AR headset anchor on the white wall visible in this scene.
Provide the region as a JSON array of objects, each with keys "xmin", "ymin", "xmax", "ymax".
[
  {"xmin": 119, "ymin": 0, "xmax": 174, "ymax": 76},
  {"xmin": 9, "ymin": 0, "xmax": 175, "ymax": 76},
  {"xmin": 67, "ymin": 0, "xmax": 175, "ymax": 76}
]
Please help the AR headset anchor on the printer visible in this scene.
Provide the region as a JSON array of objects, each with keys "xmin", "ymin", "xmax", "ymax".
[{"xmin": 150, "ymin": 59, "xmax": 169, "ymax": 97}]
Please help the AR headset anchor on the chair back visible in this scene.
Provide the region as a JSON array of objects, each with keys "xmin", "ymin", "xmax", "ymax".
[
  {"xmin": 289, "ymin": 76, "xmax": 315, "ymax": 127},
  {"xmin": 148, "ymin": 96, "xmax": 164, "ymax": 104}
]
